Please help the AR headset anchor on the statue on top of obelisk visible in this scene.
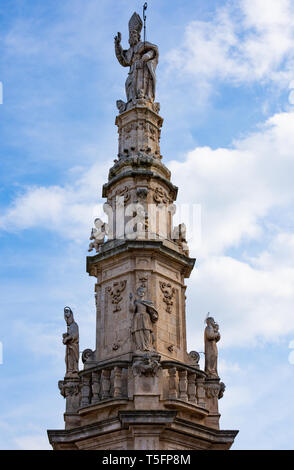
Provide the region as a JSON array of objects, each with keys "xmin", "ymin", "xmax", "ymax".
[{"xmin": 114, "ymin": 11, "xmax": 159, "ymax": 113}]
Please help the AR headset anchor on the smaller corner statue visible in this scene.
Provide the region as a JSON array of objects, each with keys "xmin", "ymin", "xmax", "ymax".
[
  {"xmin": 129, "ymin": 286, "xmax": 158, "ymax": 352},
  {"xmin": 204, "ymin": 315, "xmax": 221, "ymax": 378},
  {"xmin": 114, "ymin": 9, "xmax": 159, "ymax": 112},
  {"xmin": 62, "ymin": 307, "xmax": 79, "ymax": 377}
]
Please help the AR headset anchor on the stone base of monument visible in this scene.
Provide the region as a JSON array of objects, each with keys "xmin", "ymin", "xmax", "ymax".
[
  {"xmin": 48, "ymin": 409, "xmax": 237, "ymax": 450},
  {"xmin": 48, "ymin": 356, "xmax": 238, "ymax": 450}
]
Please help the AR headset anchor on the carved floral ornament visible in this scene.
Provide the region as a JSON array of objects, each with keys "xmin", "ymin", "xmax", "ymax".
[
  {"xmin": 153, "ymin": 186, "xmax": 172, "ymax": 205},
  {"xmin": 107, "ymin": 280, "xmax": 127, "ymax": 312},
  {"xmin": 159, "ymin": 281, "xmax": 176, "ymax": 314}
]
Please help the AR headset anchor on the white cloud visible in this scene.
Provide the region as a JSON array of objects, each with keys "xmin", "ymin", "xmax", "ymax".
[
  {"xmin": 0, "ymin": 161, "xmax": 109, "ymax": 242},
  {"xmin": 186, "ymin": 249, "xmax": 294, "ymax": 349},
  {"xmin": 169, "ymin": 111, "xmax": 294, "ymax": 347},
  {"xmin": 165, "ymin": 0, "xmax": 294, "ymax": 88},
  {"xmin": 170, "ymin": 112, "xmax": 294, "ymax": 256}
]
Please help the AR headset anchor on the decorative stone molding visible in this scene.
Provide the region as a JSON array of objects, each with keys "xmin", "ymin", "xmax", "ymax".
[
  {"xmin": 132, "ymin": 354, "xmax": 161, "ymax": 377},
  {"xmin": 218, "ymin": 382, "xmax": 226, "ymax": 399},
  {"xmin": 188, "ymin": 351, "xmax": 200, "ymax": 369},
  {"xmin": 153, "ymin": 186, "xmax": 172, "ymax": 205},
  {"xmin": 115, "ymin": 185, "xmax": 130, "ymax": 204},
  {"xmin": 136, "ymin": 187, "xmax": 148, "ymax": 200},
  {"xmin": 88, "ymin": 218, "xmax": 107, "ymax": 253},
  {"xmin": 205, "ymin": 384, "xmax": 220, "ymax": 399},
  {"xmin": 58, "ymin": 379, "xmax": 81, "ymax": 399},
  {"xmin": 159, "ymin": 281, "xmax": 176, "ymax": 314},
  {"xmin": 205, "ymin": 381, "xmax": 225, "ymax": 400},
  {"xmin": 138, "ymin": 276, "xmax": 148, "ymax": 288},
  {"xmin": 107, "ymin": 280, "xmax": 127, "ymax": 312},
  {"xmin": 173, "ymin": 223, "xmax": 189, "ymax": 256},
  {"xmin": 81, "ymin": 349, "xmax": 95, "ymax": 364}
]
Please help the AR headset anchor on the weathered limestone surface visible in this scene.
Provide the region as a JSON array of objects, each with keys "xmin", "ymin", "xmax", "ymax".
[{"xmin": 48, "ymin": 11, "xmax": 238, "ymax": 451}]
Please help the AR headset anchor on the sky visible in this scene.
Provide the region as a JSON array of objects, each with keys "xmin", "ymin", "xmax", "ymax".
[{"xmin": 0, "ymin": 0, "xmax": 294, "ymax": 450}]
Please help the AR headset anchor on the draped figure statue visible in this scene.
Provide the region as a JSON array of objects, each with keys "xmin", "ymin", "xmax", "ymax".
[
  {"xmin": 63, "ymin": 307, "xmax": 79, "ymax": 377},
  {"xmin": 204, "ymin": 316, "xmax": 220, "ymax": 378},
  {"xmin": 130, "ymin": 287, "xmax": 158, "ymax": 352},
  {"xmin": 114, "ymin": 12, "xmax": 159, "ymax": 112}
]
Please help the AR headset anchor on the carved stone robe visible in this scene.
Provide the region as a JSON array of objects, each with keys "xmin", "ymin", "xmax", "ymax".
[
  {"xmin": 132, "ymin": 299, "xmax": 158, "ymax": 351},
  {"xmin": 115, "ymin": 40, "xmax": 159, "ymax": 103},
  {"xmin": 204, "ymin": 324, "xmax": 220, "ymax": 378},
  {"xmin": 65, "ymin": 321, "xmax": 79, "ymax": 376}
]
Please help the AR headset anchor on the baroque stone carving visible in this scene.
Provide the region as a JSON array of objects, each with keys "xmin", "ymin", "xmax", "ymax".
[
  {"xmin": 81, "ymin": 348, "xmax": 95, "ymax": 364},
  {"xmin": 159, "ymin": 281, "xmax": 176, "ymax": 314},
  {"xmin": 132, "ymin": 353, "xmax": 161, "ymax": 377},
  {"xmin": 188, "ymin": 351, "xmax": 200, "ymax": 368},
  {"xmin": 107, "ymin": 280, "xmax": 127, "ymax": 313},
  {"xmin": 219, "ymin": 382, "xmax": 226, "ymax": 399},
  {"xmin": 88, "ymin": 218, "xmax": 107, "ymax": 252},
  {"xmin": 115, "ymin": 186, "xmax": 130, "ymax": 204},
  {"xmin": 63, "ymin": 307, "xmax": 79, "ymax": 377},
  {"xmin": 153, "ymin": 186, "xmax": 171, "ymax": 205},
  {"xmin": 136, "ymin": 187, "xmax": 148, "ymax": 199},
  {"xmin": 138, "ymin": 276, "xmax": 148, "ymax": 288},
  {"xmin": 130, "ymin": 286, "xmax": 158, "ymax": 352},
  {"xmin": 58, "ymin": 379, "xmax": 81, "ymax": 398},
  {"xmin": 205, "ymin": 384, "xmax": 221, "ymax": 399},
  {"xmin": 114, "ymin": 12, "xmax": 159, "ymax": 109},
  {"xmin": 204, "ymin": 316, "xmax": 220, "ymax": 378},
  {"xmin": 173, "ymin": 223, "xmax": 189, "ymax": 256}
]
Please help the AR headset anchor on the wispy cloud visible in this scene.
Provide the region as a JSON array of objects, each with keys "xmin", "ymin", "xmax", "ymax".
[{"xmin": 165, "ymin": 0, "xmax": 294, "ymax": 90}]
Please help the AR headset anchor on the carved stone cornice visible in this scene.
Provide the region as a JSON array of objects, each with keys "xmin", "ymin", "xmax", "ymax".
[{"xmin": 87, "ymin": 240, "xmax": 195, "ymax": 279}]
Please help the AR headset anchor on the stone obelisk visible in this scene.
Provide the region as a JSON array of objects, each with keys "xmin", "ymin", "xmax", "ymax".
[{"xmin": 48, "ymin": 11, "xmax": 238, "ymax": 450}]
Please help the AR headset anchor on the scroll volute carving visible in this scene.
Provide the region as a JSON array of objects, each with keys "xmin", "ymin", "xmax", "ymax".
[
  {"xmin": 107, "ymin": 280, "xmax": 127, "ymax": 312},
  {"xmin": 153, "ymin": 186, "xmax": 171, "ymax": 205},
  {"xmin": 115, "ymin": 186, "xmax": 130, "ymax": 205},
  {"xmin": 159, "ymin": 281, "xmax": 176, "ymax": 314}
]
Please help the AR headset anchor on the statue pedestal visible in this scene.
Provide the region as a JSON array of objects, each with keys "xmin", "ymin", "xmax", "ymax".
[{"xmin": 115, "ymin": 105, "xmax": 163, "ymax": 161}]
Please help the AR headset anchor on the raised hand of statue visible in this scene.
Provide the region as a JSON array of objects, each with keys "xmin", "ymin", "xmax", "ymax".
[{"xmin": 114, "ymin": 32, "xmax": 121, "ymax": 44}]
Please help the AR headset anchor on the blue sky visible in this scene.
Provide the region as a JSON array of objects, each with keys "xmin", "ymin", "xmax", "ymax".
[{"xmin": 1, "ymin": 0, "xmax": 294, "ymax": 449}]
